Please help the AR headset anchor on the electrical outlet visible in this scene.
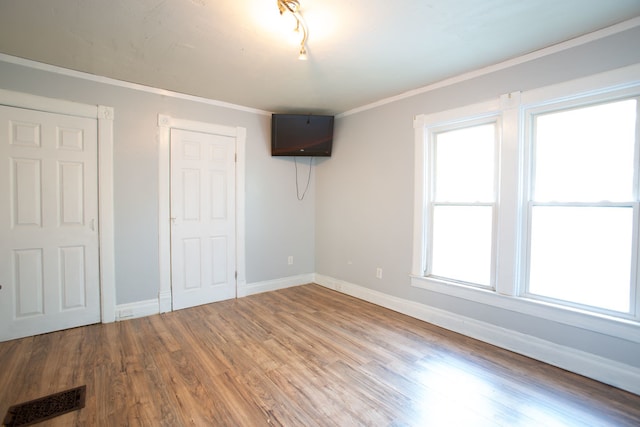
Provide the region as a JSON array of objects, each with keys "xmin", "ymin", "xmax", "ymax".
[
  {"xmin": 376, "ymin": 268, "xmax": 383, "ymax": 279},
  {"xmin": 288, "ymin": 255, "xmax": 294, "ymax": 265}
]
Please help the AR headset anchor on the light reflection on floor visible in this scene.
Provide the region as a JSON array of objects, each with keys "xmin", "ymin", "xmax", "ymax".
[{"xmin": 406, "ymin": 353, "xmax": 607, "ymax": 427}]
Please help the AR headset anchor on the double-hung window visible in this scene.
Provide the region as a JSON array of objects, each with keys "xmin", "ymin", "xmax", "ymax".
[
  {"xmin": 412, "ymin": 65, "xmax": 640, "ymax": 335},
  {"xmin": 525, "ymin": 98, "xmax": 638, "ymax": 316},
  {"xmin": 428, "ymin": 121, "xmax": 498, "ymax": 288}
]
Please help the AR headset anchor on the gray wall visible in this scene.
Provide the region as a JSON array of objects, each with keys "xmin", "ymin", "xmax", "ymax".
[
  {"xmin": 0, "ymin": 58, "xmax": 316, "ymax": 305},
  {"xmin": 315, "ymin": 25, "xmax": 640, "ymax": 368}
]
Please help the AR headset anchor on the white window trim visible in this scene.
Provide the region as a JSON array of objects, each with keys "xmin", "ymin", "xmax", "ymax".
[
  {"xmin": 520, "ymin": 83, "xmax": 640, "ymax": 320},
  {"xmin": 412, "ymin": 98, "xmax": 502, "ymax": 278},
  {"xmin": 411, "ymin": 63, "xmax": 640, "ymax": 344},
  {"xmin": 422, "ymin": 109, "xmax": 502, "ymax": 289}
]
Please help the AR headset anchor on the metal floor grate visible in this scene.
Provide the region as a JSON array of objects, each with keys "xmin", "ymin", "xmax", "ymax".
[{"xmin": 3, "ymin": 385, "xmax": 86, "ymax": 427}]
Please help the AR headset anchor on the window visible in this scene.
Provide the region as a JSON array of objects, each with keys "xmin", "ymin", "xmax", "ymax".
[
  {"xmin": 526, "ymin": 99, "xmax": 638, "ymax": 314},
  {"xmin": 412, "ymin": 65, "xmax": 640, "ymax": 339},
  {"xmin": 429, "ymin": 122, "xmax": 498, "ymax": 288}
]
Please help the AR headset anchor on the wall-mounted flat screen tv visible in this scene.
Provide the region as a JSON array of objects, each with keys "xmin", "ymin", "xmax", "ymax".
[{"xmin": 271, "ymin": 114, "xmax": 334, "ymax": 157}]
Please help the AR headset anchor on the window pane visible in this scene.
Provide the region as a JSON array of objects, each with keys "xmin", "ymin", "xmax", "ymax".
[
  {"xmin": 534, "ymin": 100, "xmax": 636, "ymax": 202},
  {"xmin": 432, "ymin": 206, "xmax": 493, "ymax": 286},
  {"xmin": 528, "ymin": 206, "xmax": 632, "ymax": 312},
  {"xmin": 435, "ymin": 124, "xmax": 495, "ymax": 202}
]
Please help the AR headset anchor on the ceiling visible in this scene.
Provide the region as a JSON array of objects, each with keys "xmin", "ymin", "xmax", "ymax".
[{"xmin": 1, "ymin": 0, "xmax": 639, "ymax": 115}]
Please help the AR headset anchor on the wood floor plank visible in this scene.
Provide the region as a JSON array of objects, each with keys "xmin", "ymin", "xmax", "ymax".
[{"xmin": 1, "ymin": 284, "xmax": 639, "ymax": 426}]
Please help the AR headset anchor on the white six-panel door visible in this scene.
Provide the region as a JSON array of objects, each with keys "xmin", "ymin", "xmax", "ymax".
[
  {"xmin": 0, "ymin": 105, "xmax": 100, "ymax": 342},
  {"xmin": 170, "ymin": 128, "xmax": 236, "ymax": 310}
]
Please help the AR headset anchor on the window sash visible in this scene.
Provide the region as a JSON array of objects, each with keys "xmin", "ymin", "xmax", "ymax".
[
  {"xmin": 529, "ymin": 99, "xmax": 637, "ymax": 203},
  {"xmin": 425, "ymin": 119, "xmax": 499, "ymax": 288},
  {"xmin": 522, "ymin": 96, "xmax": 640, "ymax": 317},
  {"xmin": 433, "ymin": 123, "xmax": 497, "ymax": 203},
  {"xmin": 428, "ymin": 203, "xmax": 496, "ymax": 288},
  {"xmin": 523, "ymin": 202, "xmax": 638, "ymax": 317}
]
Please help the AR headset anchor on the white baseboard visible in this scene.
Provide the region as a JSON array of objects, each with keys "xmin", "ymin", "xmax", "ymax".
[
  {"xmin": 115, "ymin": 274, "xmax": 314, "ymax": 320},
  {"xmin": 158, "ymin": 291, "xmax": 172, "ymax": 313},
  {"xmin": 314, "ymin": 274, "xmax": 640, "ymax": 396},
  {"xmin": 238, "ymin": 273, "xmax": 315, "ymax": 298},
  {"xmin": 115, "ymin": 299, "xmax": 160, "ymax": 321}
]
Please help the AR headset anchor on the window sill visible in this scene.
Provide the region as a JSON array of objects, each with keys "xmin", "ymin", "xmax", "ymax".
[{"xmin": 410, "ymin": 275, "xmax": 640, "ymax": 344}]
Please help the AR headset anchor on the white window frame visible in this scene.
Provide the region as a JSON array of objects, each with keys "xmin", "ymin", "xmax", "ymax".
[
  {"xmin": 520, "ymin": 94, "xmax": 640, "ymax": 319},
  {"xmin": 418, "ymin": 106, "xmax": 502, "ymax": 290},
  {"xmin": 411, "ymin": 63, "xmax": 640, "ymax": 343}
]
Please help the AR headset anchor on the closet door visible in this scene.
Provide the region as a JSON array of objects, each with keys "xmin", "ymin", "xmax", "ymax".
[
  {"xmin": 170, "ymin": 128, "xmax": 236, "ymax": 310},
  {"xmin": 0, "ymin": 105, "xmax": 100, "ymax": 342}
]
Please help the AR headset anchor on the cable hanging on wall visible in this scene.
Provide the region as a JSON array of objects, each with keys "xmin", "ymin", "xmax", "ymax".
[{"xmin": 294, "ymin": 156, "xmax": 313, "ymax": 200}]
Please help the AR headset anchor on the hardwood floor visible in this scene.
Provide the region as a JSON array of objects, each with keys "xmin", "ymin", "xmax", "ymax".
[{"xmin": 1, "ymin": 284, "xmax": 639, "ymax": 426}]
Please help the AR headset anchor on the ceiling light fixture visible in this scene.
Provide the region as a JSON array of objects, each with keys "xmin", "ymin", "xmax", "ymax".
[{"xmin": 277, "ymin": 0, "xmax": 308, "ymax": 60}]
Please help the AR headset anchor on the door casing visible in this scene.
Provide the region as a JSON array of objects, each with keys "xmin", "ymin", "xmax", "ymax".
[
  {"xmin": 0, "ymin": 88, "xmax": 116, "ymax": 327},
  {"xmin": 157, "ymin": 114, "xmax": 246, "ymax": 312}
]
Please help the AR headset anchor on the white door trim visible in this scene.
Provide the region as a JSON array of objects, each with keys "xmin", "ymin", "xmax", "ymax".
[
  {"xmin": 0, "ymin": 88, "xmax": 116, "ymax": 323},
  {"xmin": 157, "ymin": 114, "xmax": 246, "ymax": 312}
]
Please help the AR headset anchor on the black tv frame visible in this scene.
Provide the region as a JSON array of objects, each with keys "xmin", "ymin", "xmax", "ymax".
[{"xmin": 271, "ymin": 114, "xmax": 334, "ymax": 157}]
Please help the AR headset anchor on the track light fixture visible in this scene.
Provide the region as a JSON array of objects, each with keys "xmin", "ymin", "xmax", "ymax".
[{"xmin": 277, "ymin": 0, "xmax": 308, "ymax": 60}]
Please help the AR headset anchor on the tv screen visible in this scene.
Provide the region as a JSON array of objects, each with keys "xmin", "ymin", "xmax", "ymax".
[{"xmin": 271, "ymin": 114, "xmax": 334, "ymax": 157}]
